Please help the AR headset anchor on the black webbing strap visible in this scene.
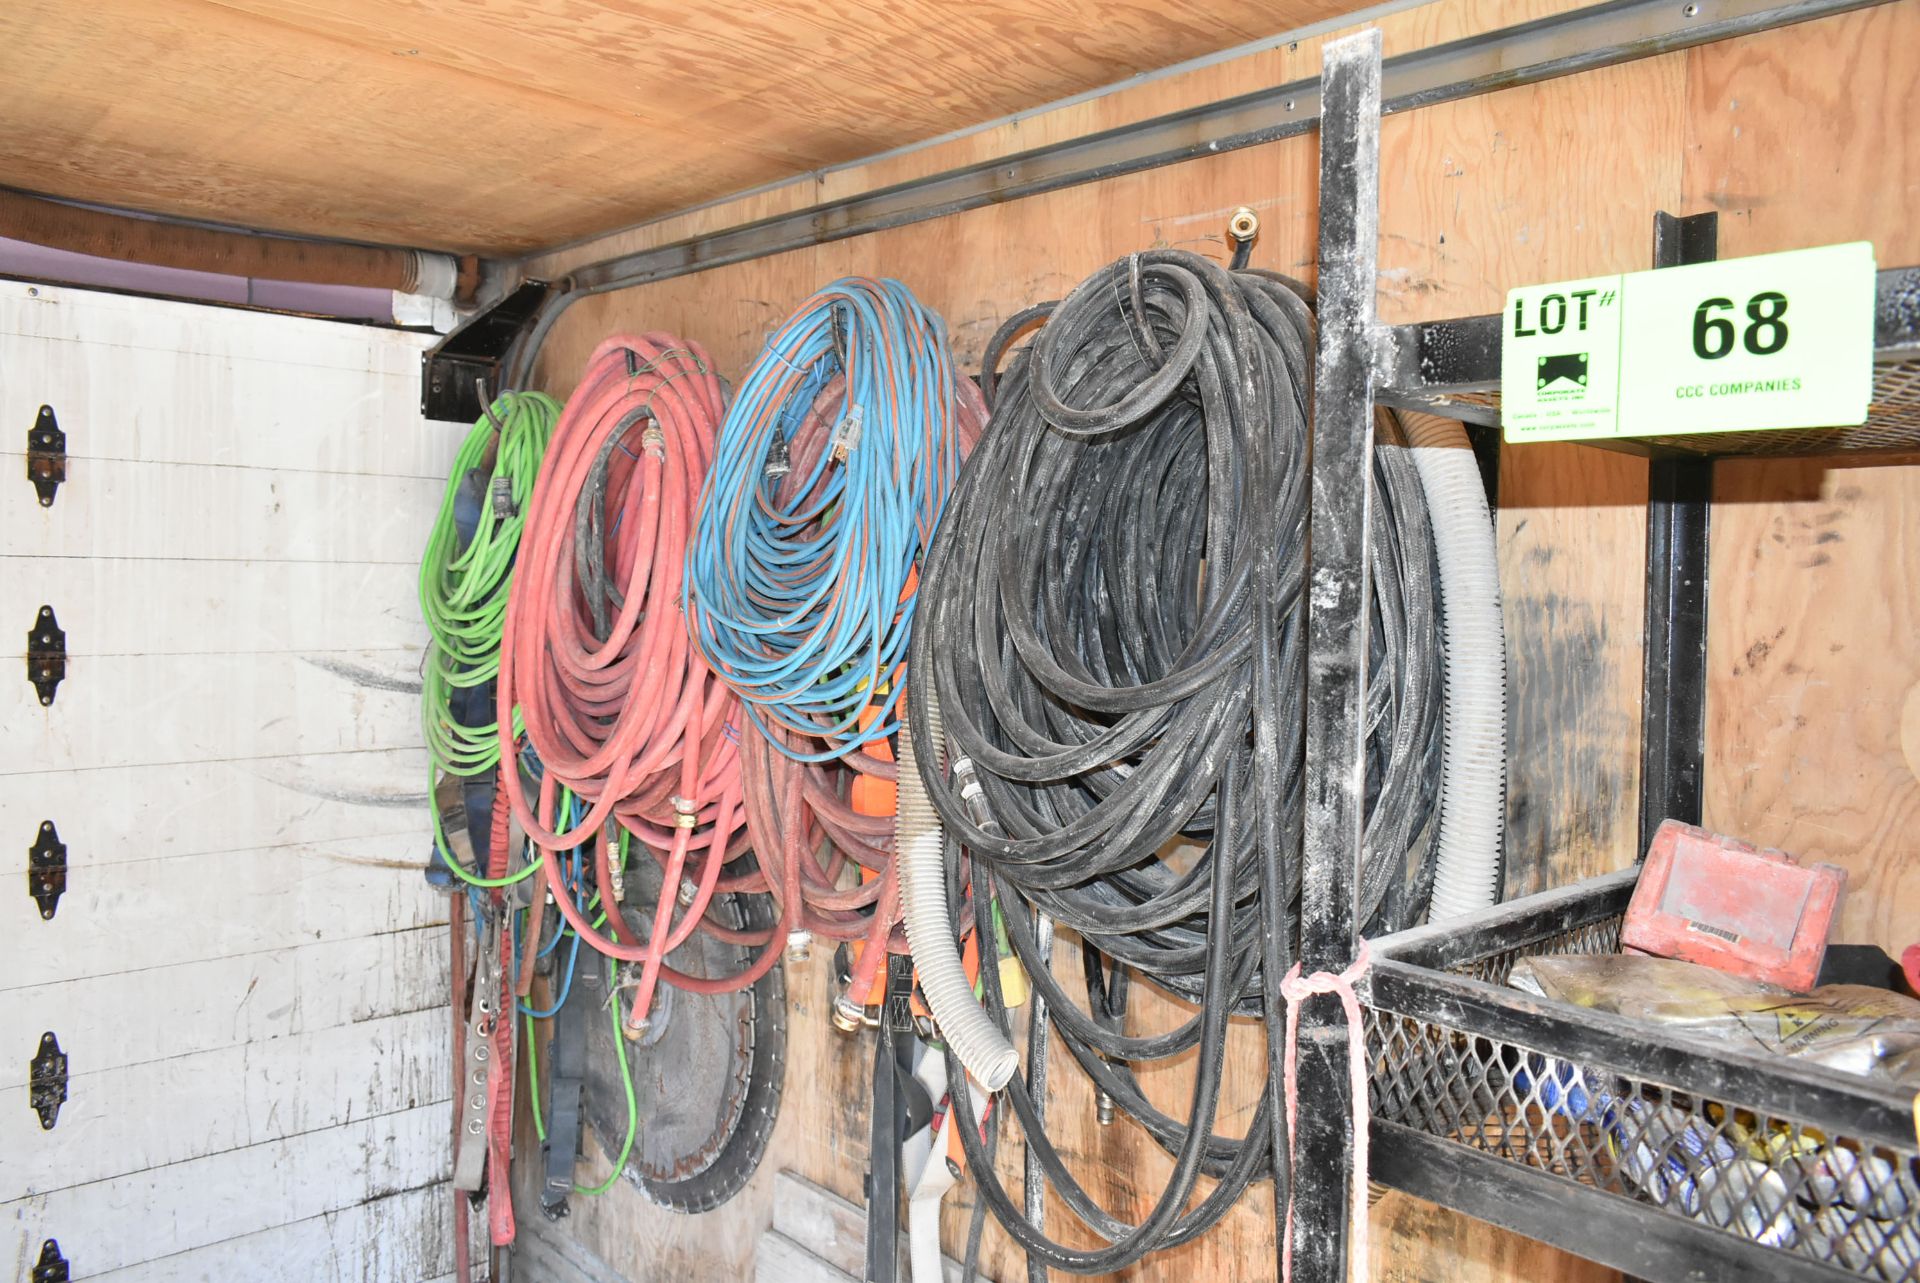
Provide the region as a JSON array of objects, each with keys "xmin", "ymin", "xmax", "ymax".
[{"xmin": 540, "ymin": 960, "xmax": 595, "ymax": 1217}]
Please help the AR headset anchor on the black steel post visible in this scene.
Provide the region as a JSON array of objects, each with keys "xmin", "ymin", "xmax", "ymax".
[
  {"xmin": 1295, "ymin": 28, "xmax": 1383, "ymax": 1283},
  {"xmin": 1637, "ymin": 211, "xmax": 1717, "ymax": 855}
]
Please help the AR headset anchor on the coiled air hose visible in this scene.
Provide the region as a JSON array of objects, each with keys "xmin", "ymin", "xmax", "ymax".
[
  {"xmin": 904, "ymin": 250, "xmax": 1445, "ymax": 1272},
  {"xmin": 419, "ymin": 390, "xmax": 559, "ymax": 876},
  {"xmin": 496, "ymin": 336, "xmax": 782, "ymax": 1027},
  {"xmin": 686, "ymin": 278, "xmax": 983, "ymax": 1007}
]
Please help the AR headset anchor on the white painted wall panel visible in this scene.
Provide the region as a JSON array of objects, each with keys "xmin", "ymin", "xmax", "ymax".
[
  {"xmin": 0, "ymin": 455, "xmax": 441, "ymax": 562},
  {"xmin": 1, "ymin": 1008, "xmax": 449, "ymax": 1195},
  {"xmin": 85, "ymin": 1183, "xmax": 456, "ymax": 1283},
  {"xmin": 0, "ymin": 281, "xmax": 423, "ymax": 376},
  {"xmin": 1, "ymin": 837, "xmax": 440, "ymax": 987},
  {"xmin": 0, "ymin": 649, "xmax": 424, "ymax": 773},
  {"xmin": 0, "ymin": 337, "xmax": 462, "ymax": 477},
  {"xmin": 0, "ymin": 928, "xmax": 448, "ymax": 1088},
  {"xmin": 8, "ymin": 750, "xmax": 429, "ymax": 869},
  {"xmin": 0, "ymin": 1104, "xmax": 448, "ymax": 1274},
  {"xmin": 3, "ymin": 284, "xmax": 457, "ymax": 1281},
  {"xmin": 0, "ymin": 559, "xmax": 425, "ymax": 655}
]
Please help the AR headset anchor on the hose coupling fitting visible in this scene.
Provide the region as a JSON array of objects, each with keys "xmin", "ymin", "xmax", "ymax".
[
  {"xmin": 784, "ymin": 929, "xmax": 813, "ymax": 964},
  {"xmin": 678, "ymin": 877, "xmax": 701, "ymax": 907},
  {"xmin": 1097, "ymin": 1090, "xmax": 1116, "ymax": 1126},
  {"xmin": 1227, "ymin": 205, "xmax": 1260, "ymax": 245},
  {"xmin": 952, "ymin": 755, "xmax": 993, "ymax": 828},
  {"xmin": 831, "ymin": 991, "xmax": 865, "ymax": 1034},
  {"xmin": 670, "ymin": 795, "xmax": 699, "ymax": 829}
]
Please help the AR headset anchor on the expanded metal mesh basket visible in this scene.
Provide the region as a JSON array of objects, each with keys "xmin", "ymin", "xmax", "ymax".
[
  {"xmin": 1402, "ymin": 357, "xmax": 1920, "ymax": 459},
  {"xmin": 1363, "ymin": 869, "xmax": 1920, "ymax": 1282}
]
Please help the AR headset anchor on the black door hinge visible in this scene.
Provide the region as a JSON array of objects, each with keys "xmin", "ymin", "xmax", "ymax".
[
  {"xmin": 33, "ymin": 1239, "xmax": 69, "ymax": 1283},
  {"xmin": 28, "ymin": 606, "xmax": 65, "ymax": 707},
  {"xmin": 30, "ymin": 1032, "xmax": 67, "ymax": 1129},
  {"xmin": 28, "ymin": 406, "xmax": 65, "ymax": 508},
  {"xmin": 29, "ymin": 821, "xmax": 65, "ymax": 920}
]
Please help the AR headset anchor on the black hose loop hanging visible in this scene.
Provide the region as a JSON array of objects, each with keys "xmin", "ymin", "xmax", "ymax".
[{"xmin": 908, "ymin": 247, "xmax": 1445, "ymax": 1273}]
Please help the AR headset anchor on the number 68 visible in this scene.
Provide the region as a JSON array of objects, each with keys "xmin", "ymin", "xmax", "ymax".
[{"xmin": 1693, "ymin": 291, "xmax": 1789, "ymax": 359}]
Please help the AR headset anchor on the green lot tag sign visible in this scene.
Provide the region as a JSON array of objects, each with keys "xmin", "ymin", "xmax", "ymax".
[{"xmin": 1500, "ymin": 242, "xmax": 1875, "ymax": 443}]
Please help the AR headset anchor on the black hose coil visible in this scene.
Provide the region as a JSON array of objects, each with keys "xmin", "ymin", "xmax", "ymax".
[{"xmin": 909, "ymin": 248, "xmax": 1444, "ymax": 1272}]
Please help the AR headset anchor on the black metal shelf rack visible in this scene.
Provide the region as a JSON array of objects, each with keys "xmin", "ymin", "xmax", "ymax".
[
  {"xmin": 1374, "ymin": 267, "xmax": 1920, "ymax": 459},
  {"xmin": 1297, "ymin": 30, "xmax": 1920, "ymax": 1283}
]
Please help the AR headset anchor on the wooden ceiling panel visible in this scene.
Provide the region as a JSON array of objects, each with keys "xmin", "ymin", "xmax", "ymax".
[{"xmin": 0, "ymin": 0, "xmax": 1363, "ymax": 254}]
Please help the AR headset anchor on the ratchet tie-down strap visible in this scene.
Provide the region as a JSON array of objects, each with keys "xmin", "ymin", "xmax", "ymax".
[
  {"xmin": 453, "ymin": 913, "xmax": 502, "ymax": 1193},
  {"xmin": 483, "ymin": 765, "xmax": 519, "ymax": 1245}
]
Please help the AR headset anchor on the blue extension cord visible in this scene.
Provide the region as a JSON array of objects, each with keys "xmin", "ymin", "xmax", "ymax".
[{"xmin": 684, "ymin": 277, "xmax": 967, "ymax": 761}]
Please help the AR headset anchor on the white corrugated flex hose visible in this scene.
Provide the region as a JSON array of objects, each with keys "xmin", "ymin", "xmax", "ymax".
[
  {"xmin": 896, "ymin": 692, "xmax": 1020, "ymax": 1091},
  {"xmin": 1406, "ymin": 414, "xmax": 1507, "ymax": 921}
]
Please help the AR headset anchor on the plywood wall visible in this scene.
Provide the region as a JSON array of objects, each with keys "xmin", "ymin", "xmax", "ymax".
[{"xmin": 521, "ymin": 3, "xmax": 1920, "ymax": 1280}]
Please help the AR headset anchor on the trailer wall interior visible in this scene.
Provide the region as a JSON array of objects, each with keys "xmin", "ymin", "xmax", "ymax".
[
  {"xmin": 519, "ymin": 2, "xmax": 1920, "ymax": 1280},
  {"xmin": 3, "ymin": 0, "xmax": 1917, "ymax": 1280}
]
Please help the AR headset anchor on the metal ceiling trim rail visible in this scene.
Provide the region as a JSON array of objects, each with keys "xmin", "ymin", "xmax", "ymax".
[{"xmin": 561, "ymin": 0, "xmax": 1880, "ymax": 296}]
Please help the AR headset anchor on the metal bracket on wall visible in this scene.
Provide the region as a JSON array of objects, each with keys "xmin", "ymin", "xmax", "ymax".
[
  {"xmin": 27, "ymin": 606, "xmax": 65, "ymax": 707},
  {"xmin": 29, "ymin": 821, "xmax": 65, "ymax": 920},
  {"xmin": 32, "ymin": 1240, "xmax": 69, "ymax": 1283},
  {"xmin": 30, "ymin": 1031, "xmax": 67, "ymax": 1130},
  {"xmin": 27, "ymin": 406, "xmax": 64, "ymax": 507},
  {"xmin": 420, "ymin": 278, "xmax": 551, "ymax": 423}
]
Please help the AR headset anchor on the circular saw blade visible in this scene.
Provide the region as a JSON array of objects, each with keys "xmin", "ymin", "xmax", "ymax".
[{"xmin": 582, "ymin": 856, "xmax": 785, "ymax": 1213}]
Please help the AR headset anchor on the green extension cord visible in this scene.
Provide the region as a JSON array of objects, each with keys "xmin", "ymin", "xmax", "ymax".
[
  {"xmin": 419, "ymin": 390, "xmax": 558, "ymax": 884},
  {"xmin": 423, "ymin": 397, "xmax": 638, "ymax": 1184}
]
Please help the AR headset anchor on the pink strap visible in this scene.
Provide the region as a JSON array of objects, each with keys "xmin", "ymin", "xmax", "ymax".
[{"xmin": 1280, "ymin": 938, "xmax": 1372, "ymax": 1283}]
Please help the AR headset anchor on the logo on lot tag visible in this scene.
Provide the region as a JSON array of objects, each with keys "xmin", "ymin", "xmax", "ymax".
[{"xmin": 1536, "ymin": 352, "xmax": 1590, "ymax": 393}]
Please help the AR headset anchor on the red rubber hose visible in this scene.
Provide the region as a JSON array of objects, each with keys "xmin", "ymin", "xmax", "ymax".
[{"xmin": 496, "ymin": 335, "xmax": 782, "ymax": 1025}]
